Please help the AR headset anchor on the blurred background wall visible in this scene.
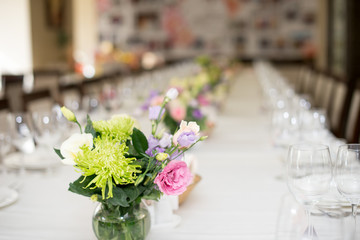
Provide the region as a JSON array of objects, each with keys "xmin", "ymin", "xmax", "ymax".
[
  {"xmin": 30, "ymin": 0, "xmax": 73, "ymax": 70},
  {"xmin": 0, "ymin": 0, "xmax": 321, "ymax": 73},
  {"xmin": 0, "ymin": 0, "xmax": 358, "ymax": 82},
  {"xmin": 0, "ymin": 0, "xmax": 33, "ymax": 74}
]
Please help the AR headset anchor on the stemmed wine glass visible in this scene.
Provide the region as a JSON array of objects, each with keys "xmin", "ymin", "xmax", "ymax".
[
  {"xmin": 32, "ymin": 111, "xmax": 62, "ymax": 149},
  {"xmin": 334, "ymin": 144, "xmax": 360, "ymax": 239},
  {"xmin": 10, "ymin": 113, "xmax": 35, "ymax": 154},
  {"xmin": 0, "ymin": 112, "xmax": 19, "ymax": 207},
  {"xmin": 287, "ymin": 143, "xmax": 332, "ymax": 239}
]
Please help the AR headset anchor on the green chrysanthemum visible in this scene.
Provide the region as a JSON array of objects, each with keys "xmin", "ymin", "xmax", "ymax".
[
  {"xmin": 75, "ymin": 135, "xmax": 141, "ymax": 199},
  {"xmin": 93, "ymin": 114, "xmax": 135, "ymax": 142}
]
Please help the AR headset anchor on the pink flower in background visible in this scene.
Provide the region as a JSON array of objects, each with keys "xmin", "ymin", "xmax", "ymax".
[
  {"xmin": 197, "ymin": 95, "xmax": 210, "ymax": 106},
  {"xmin": 151, "ymin": 96, "xmax": 164, "ymax": 106},
  {"xmin": 154, "ymin": 160, "xmax": 193, "ymax": 195},
  {"xmin": 173, "ymin": 121, "xmax": 200, "ymax": 146},
  {"xmin": 170, "ymin": 106, "xmax": 186, "ymax": 122}
]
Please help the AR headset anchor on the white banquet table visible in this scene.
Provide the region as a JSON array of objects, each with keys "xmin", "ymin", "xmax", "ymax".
[{"xmin": 0, "ymin": 68, "xmax": 293, "ymax": 239}]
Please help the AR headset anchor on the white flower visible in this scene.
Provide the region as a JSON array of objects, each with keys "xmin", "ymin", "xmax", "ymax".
[
  {"xmin": 166, "ymin": 88, "xmax": 179, "ymax": 100},
  {"xmin": 159, "ymin": 133, "xmax": 172, "ymax": 148},
  {"xmin": 60, "ymin": 133, "xmax": 93, "ymax": 165}
]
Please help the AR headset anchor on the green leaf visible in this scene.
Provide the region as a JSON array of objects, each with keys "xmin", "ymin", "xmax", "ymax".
[
  {"xmin": 142, "ymin": 188, "xmax": 161, "ymax": 201},
  {"xmin": 131, "ymin": 128, "xmax": 148, "ymax": 154},
  {"xmin": 123, "ymin": 185, "xmax": 146, "ymax": 203},
  {"xmin": 106, "ymin": 185, "xmax": 147, "ymax": 207},
  {"xmin": 54, "ymin": 148, "xmax": 64, "ymax": 160},
  {"xmin": 133, "ymin": 157, "xmax": 148, "ymax": 170},
  {"xmin": 127, "ymin": 144, "xmax": 141, "ymax": 158},
  {"xmin": 106, "ymin": 187, "xmax": 129, "ymax": 207},
  {"xmin": 84, "ymin": 115, "xmax": 97, "ymax": 139},
  {"xmin": 68, "ymin": 175, "xmax": 100, "ymax": 198}
]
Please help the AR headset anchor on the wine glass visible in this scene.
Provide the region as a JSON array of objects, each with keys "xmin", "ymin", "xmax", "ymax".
[
  {"xmin": 334, "ymin": 144, "xmax": 360, "ymax": 238},
  {"xmin": 287, "ymin": 143, "xmax": 332, "ymax": 239},
  {"xmin": 10, "ymin": 113, "xmax": 35, "ymax": 154},
  {"xmin": 0, "ymin": 112, "xmax": 12, "ymax": 175},
  {"xmin": 31, "ymin": 111, "xmax": 62, "ymax": 149},
  {"xmin": 0, "ymin": 112, "xmax": 20, "ymax": 207}
]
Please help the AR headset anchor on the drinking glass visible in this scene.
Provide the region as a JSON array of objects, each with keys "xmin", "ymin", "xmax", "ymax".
[
  {"xmin": 32, "ymin": 111, "xmax": 62, "ymax": 149},
  {"xmin": 0, "ymin": 112, "xmax": 20, "ymax": 206},
  {"xmin": 335, "ymin": 144, "xmax": 360, "ymax": 238},
  {"xmin": 0, "ymin": 112, "xmax": 12, "ymax": 174},
  {"xmin": 287, "ymin": 143, "xmax": 332, "ymax": 239},
  {"xmin": 10, "ymin": 113, "xmax": 35, "ymax": 154}
]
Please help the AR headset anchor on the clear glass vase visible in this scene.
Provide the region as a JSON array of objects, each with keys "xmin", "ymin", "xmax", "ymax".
[{"xmin": 92, "ymin": 201, "xmax": 151, "ymax": 240}]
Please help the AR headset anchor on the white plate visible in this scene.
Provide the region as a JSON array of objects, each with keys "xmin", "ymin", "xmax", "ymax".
[
  {"xmin": 0, "ymin": 187, "xmax": 18, "ymax": 208},
  {"xmin": 3, "ymin": 150, "xmax": 60, "ymax": 170}
]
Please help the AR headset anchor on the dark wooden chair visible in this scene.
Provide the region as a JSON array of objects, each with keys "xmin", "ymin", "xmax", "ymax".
[
  {"xmin": 344, "ymin": 89, "xmax": 360, "ymax": 143},
  {"xmin": 299, "ymin": 66, "xmax": 317, "ymax": 96},
  {"xmin": 33, "ymin": 69, "xmax": 62, "ymax": 103},
  {"xmin": 0, "ymin": 98, "xmax": 9, "ymax": 111},
  {"xmin": 22, "ymin": 89, "xmax": 54, "ymax": 112},
  {"xmin": 324, "ymin": 74, "xmax": 347, "ymax": 137},
  {"xmin": 2, "ymin": 74, "xmax": 24, "ymax": 112},
  {"xmin": 312, "ymin": 70, "xmax": 334, "ymax": 111},
  {"xmin": 81, "ymin": 76, "xmax": 104, "ymax": 96}
]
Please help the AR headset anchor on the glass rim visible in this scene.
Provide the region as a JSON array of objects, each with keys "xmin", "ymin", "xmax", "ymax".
[
  {"xmin": 289, "ymin": 143, "xmax": 329, "ymax": 151},
  {"xmin": 338, "ymin": 144, "xmax": 360, "ymax": 151}
]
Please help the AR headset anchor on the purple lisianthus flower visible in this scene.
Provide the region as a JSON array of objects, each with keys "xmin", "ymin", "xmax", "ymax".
[
  {"xmin": 177, "ymin": 131, "xmax": 199, "ymax": 148},
  {"xmin": 170, "ymin": 149, "xmax": 184, "ymax": 161},
  {"xmin": 149, "ymin": 106, "xmax": 165, "ymax": 120},
  {"xmin": 146, "ymin": 146, "xmax": 165, "ymax": 157},
  {"xmin": 145, "ymin": 135, "xmax": 161, "ymax": 157},
  {"xmin": 152, "ymin": 147, "xmax": 165, "ymax": 157},
  {"xmin": 159, "ymin": 133, "xmax": 172, "ymax": 148},
  {"xmin": 192, "ymin": 109, "xmax": 203, "ymax": 120}
]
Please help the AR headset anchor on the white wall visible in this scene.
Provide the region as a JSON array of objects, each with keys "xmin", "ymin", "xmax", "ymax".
[
  {"xmin": 0, "ymin": 0, "xmax": 33, "ymax": 74},
  {"xmin": 73, "ymin": 0, "xmax": 98, "ymax": 66}
]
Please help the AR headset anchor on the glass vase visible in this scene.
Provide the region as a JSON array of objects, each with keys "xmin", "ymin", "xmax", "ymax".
[{"xmin": 92, "ymin": 201, "xmax": 151, "ymax": 240}]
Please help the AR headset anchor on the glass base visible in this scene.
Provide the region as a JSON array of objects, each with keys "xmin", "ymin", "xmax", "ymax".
[{"xmin": 92, "ymin": 202, "xmax": 151, "ymax": 240}]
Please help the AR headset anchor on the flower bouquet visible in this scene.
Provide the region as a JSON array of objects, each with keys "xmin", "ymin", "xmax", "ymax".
[
  {"xmin": 55, "ymin": 88, "xmax": 206, "ymax": 240},
  {"xmin": 141, "ymin": 75, "xmax": 216, "ymax": 136}
]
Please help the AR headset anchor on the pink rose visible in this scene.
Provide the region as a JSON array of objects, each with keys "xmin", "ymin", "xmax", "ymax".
[
  {"xmin": 170, "ymin": 106, "xmax": 186, "ymax": 122},
  {"xmin": 154, "ymin": 160, "xmax": 193, "ymax": 195},
  {"xmin": 173, "ymin": 121, "xmax": 200, "ymax": 146}
]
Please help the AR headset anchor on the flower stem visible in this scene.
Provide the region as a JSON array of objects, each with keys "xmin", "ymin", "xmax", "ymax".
[
  {"xmin": 171, "ymin": 138, "xmax": 202, "ymax": 160},
  {"xmin": 152, "ymin": 100, "xmax": 167, "ymax": 135},
  {"xmin": 76, "ymin": 121, "xmax": 83, "ymax": 134}
]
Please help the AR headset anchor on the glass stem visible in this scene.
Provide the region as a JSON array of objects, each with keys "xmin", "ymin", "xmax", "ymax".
[
  {"xmin": 352, "ymin": 204, "xmax": 358, "ymax": 239},
  {"xmin": 306, "ymin": 209, "xmax": 313, "ymax": 238}
]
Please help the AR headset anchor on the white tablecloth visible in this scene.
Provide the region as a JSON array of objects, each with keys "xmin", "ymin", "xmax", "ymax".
[{"xmin": 0, "ymin": 69, "xmax": 328, "ymax": 239}]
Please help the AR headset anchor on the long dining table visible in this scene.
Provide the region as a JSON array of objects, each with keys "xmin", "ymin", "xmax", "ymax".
[{"xmin": 0, "ymin": 67, "xmax": 342, "ymax": 239}]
